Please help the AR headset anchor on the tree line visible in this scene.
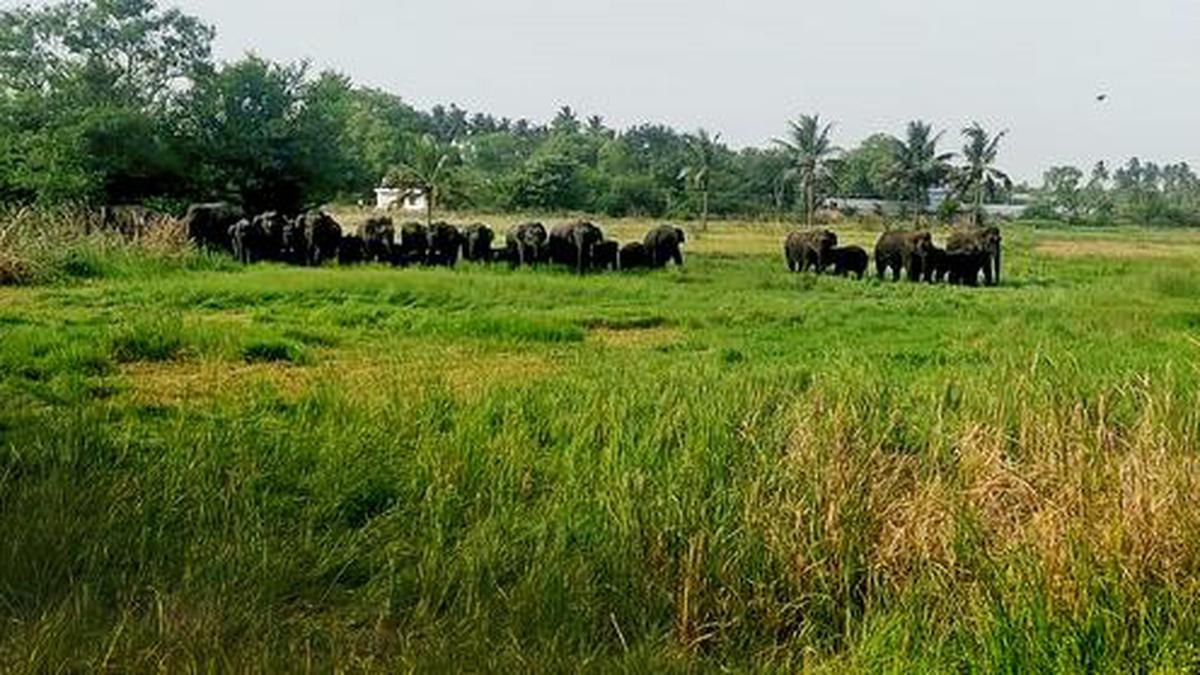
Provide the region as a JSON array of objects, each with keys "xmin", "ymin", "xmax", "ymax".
[{"xmin": 2, "ymin": 1, "xmax": 1198, "ymax": 227}]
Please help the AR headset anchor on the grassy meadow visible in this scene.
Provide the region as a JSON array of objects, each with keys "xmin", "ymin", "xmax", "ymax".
[{"xmin": 2, "ymin": 214, "xmax": 1200, "ymax": 671}]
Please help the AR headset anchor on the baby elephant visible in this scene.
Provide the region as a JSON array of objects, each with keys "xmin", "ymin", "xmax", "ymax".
[{"xmin": 830, "ymin": 245, "xmax": 869, "ymax": 279}]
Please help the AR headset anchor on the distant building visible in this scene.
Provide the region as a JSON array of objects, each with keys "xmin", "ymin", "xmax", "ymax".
[
  {"xmin": 374, "ymin": 187, "xmax": 428, "ymax": 213},
  {"xmin": 825, "ymin": 188, "xmax": 1028, "ymax": 220}
]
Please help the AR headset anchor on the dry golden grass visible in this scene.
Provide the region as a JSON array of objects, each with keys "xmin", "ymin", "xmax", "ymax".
[{"xmin": 1035, "ymin": 239, "xmax": 1200, "ymax": 259}]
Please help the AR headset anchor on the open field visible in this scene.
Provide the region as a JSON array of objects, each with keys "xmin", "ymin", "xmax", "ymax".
[{"xmin": 3, "ymin": 217, "xmax": 1200, "ymax": 671}]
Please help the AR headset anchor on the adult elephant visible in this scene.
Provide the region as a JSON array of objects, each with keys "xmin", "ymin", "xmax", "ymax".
[
  {"xmin": 644, "ymin": 225, "xmax": 686, "ymax": 268},
  {"xmin": 252, "ymin": 211, "xmax": 289, "ymax": 261},
  {"xmin": 338, "ymin": 234, "xmax": 366, "ymax": 265},
  {"xmin": 427, "ymin": 222, "xmax": 464, "ymax": 267},
  {"xmin": 228, "ymin": 219, "xmax": 269, "ymax": 264},
  {"xmin": 549, "ymin": 221, "xmax": 604, "ymax": 273},
  {"xmin": 506, "ymin": 222, "xmax": 548, "ymax": 267},
  {"xmin": 361, "ymin": 216, "xmax": 395, "ymax": 263},
  {"xmin": 875, "ymin": 230, "xmax": 933, "ymax": 282},
  {"xmin": 396, "ymin": 222, "xmax": 428, "ymax": 265},
  {"xmin": 461, "ymin": 223, "xmax": 495, "ymax": 262},
  {"xmin": 184, "ymin": 202, "xmax": 244, "ymax": 252},
  {"xmin": 946, "ymin": 226, "xmax": 1002, "ymax": 286},
  {"xmin": 295, "ymin": 211, "xmax": 342, "ymax": 266},
  {"xmin": 784, "ymin": 229, "xmax": 838, "ymax": 273}
]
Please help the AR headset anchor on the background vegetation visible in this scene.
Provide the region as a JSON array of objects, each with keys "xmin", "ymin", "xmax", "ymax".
[{"xmin": 3, "ymin": 1, "xmax": 1199, "ymax": 225}]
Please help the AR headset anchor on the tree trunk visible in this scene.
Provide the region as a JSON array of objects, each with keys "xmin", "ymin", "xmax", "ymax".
[
  {"xmin": 425, "ymin": 186, "xmax": 434, "ymax": 227},
  {"xmin": 974, "ymin": 181, "xmax": 984, "ymax": 227},
  {"xmin": 701, "ymin": 190, "xmax": 709, "ymax": 232},
  {"xmin": 806, "ymin": 181, "xmax": 814, "ymax": 228}
]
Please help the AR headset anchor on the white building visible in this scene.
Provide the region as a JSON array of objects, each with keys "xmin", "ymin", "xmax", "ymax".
[{"xmin": 374, "ymin": 187, "xmax": 428, "ymax": 213}]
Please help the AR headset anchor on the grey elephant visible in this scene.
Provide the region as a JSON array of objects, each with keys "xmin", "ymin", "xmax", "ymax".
[
  {"xmin": 644, "ymin": 225, "xmax": 686, "ymax": 268},
  {"xmin": 184, "ymin": 202, "xmax": 244, "ymax": 252},
  {"xmin": 461, "ymin": 223, "xmax": 495, "ymax": 262},
  {"xmin": 361, "ymin": 216, "xmax": 396, "ymax": 263},
  {"xmin": 785, "ymin": 229, "xmax": 839, "ymax": 273},
  {"xmin": 338, "ymin": 234, "xmax": 366, "ymax": 265},
  {"xmin": 875, "ymin": 230, "xmax": 933, "ymax": 281},
  {"xmin": 228, "ymin": 218, "xmax": 267, "ymax": 264},
  {"xmin": 618, "ymin": 241, "xmax": 651, "ymax": 270},
  {"xmin": 295, "ymin": 211, "xmax": 342, "ymax": 266},
  {"xmin": 506, "ymin": 222, "xmax": 548, "ymax": 267},
  {"xmin": 922, "ymin": 245, "xmax": 949, "ymax": 283},
  {"xmin": 254, "ymin": 211, "xmax": 290, "ymax": 261},
  {"xmin": 394, "ymin": 222, "xmax": 428, "ymax": 265},
  {"xmin": 549, "ymin": 221, "xmax": 605, "ymax": 273},
  {"xmin": 946, "ymin": 226, "xmax": 1002, "ymax": 286},
  {"xmin": 426, "ymin": 222, "xmax": 464, "ymax": 267},
  {"xmin": 830, "ymin": 245, "xmax": 869, "ymax": 279}
]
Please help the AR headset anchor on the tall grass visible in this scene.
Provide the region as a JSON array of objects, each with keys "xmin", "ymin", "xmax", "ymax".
[
  {"xmin": 2, "ymin": 218, "xmax": 1200, "ymax": 670},
  {"xmin": 0, "ymin": 206, "xmax": 231, "ymax": 285}
]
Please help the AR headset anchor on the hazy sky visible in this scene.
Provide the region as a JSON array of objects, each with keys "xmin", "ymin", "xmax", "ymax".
[{"xmin": 163, "ymin": 1, "xmax": 1198, "ymax": 181}]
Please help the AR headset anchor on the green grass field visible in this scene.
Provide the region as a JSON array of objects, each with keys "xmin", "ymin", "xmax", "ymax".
[{"xmin": 3, "ymin": 217, "xmax": 1200, "ymax": 671}]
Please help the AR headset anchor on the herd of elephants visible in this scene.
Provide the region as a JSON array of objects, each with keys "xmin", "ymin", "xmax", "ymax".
[{"xmin": 174, "ymin": 202, "xmax": 1003, "ymax": 286}]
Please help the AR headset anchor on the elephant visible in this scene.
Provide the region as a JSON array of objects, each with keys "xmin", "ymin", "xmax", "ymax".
[
  {"xmin": 254, "ymin": 211, "xmax": 290, "ymax": 259},
  {"xmin": 830, "ymin": 245, "xmax": 869, "ymax": 279},
  {"xmin": 875, "ymin": 230, "xmax": 933, "ymax": 281},
  {"xmin": 644, "ymin": 225, "xmax": 686, "ymax": 268},
  {"xmin": 946, "ymin": 226, "xmax": 1002, "ymax": 286},
  {"xmin": 395, "ymin": 222, "xmax": 428, "ymax": 265},
  {"xmin": 338, "ymin": 234, "xmax": 366, "ymax": 265},
  {"xmin": 922, "ymin": 245, "xmax": 950, "ymax": 283},
  {"xmin": 592, "ymin": 240, "xmax": 619, "ymax": 271},
  {"xmin": 945, "ymin": 250, "xmax": 989, "ymax": 286},
  {"xmin": 184, "ymin": 202, "xmax": 244, "ymax": 252},
  {"xmin": 295, "ymin": 211, "xmax": 342, "ymax": 266},
  {"xmin": 618, "ymin": 241, "xmax": 652, "ymax": 270},
  {"xmin": 426, "ymin": 222, "xmax": 465, "ymax": 267},
  {"xmin": 361, "ymin": 216, "xmax": 396, "ymax": 263},
  {"xmin": 228, "ymin": 218, "xmax": 268, "ymax": 264},
  {"xmin": 506, "ymin": 222, "xmax": 548, "ymax": 267},
  {"xmin": 461, "ymin": 223, "xmax": 495, "ymax": 262},
  {"xmin": 784, "ymin": 229, "xmax": 838, "ymax": 273},
  {"xmin": 490, "ymin": 246, "xmax": 513, "ymax": 265},
  {"xmin": 549, "ymin": 221, "xmax": 605, "ymax": 273}
]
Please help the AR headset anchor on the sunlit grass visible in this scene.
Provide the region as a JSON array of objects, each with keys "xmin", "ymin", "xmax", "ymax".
[{"xmin": 1, "ymin": 217, "xmax": 1200, "ymax": 671}]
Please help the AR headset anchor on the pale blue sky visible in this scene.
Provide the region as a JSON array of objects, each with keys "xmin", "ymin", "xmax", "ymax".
[{"xmin": 74, "ymin": 1, "xmax": 1200, "ymax": 181}]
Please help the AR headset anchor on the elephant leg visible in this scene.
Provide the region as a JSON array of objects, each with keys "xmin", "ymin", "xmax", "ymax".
[
  {"xmin": 673, "ymin": 249, "xmax": 683, "ymax": 266},
  {"xmin": 982, "ymin": 258, "xmax": 994, "ymax": 286}
]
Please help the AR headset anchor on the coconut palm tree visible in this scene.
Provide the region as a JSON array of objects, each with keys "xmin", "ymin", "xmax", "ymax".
[
  {"xmin": 890, "ymin": 121, "xmax": 954, "ymax": 225},
  {"xmin": 956, "ymin": 123, "xmax": 1011, "ymax": 226},
  {"xmin": 774, "ymin": 115, "xmax": 839, "ymax": 227},
  {"xmin": 678, "ymin": 129, "xmax": 720, "ymax": 231},
  {"xmin": 387, "ymin": 134, "xmax": 459, "ymax": 226}
]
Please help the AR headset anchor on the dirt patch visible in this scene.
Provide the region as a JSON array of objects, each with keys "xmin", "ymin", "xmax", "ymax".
[{"xmin": 1035, "ymin": 239, "xmax": 1200, "ymax": 260}]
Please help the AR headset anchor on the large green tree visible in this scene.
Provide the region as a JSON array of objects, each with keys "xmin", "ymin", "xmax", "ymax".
[
  {"xmin": 955, "ymin": 123, "xmax": 1011, "ymax": 226},
  {"xmin": 774, "ymin": 114, "xmax": 839, "ymax": 227},
  {"xmin": 889, "ymin": 121, "xmax": 954, "ymax": 225},
  {"xmin": 386, "ymin": 134, "xmax": 461, "ymax": 225}
]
